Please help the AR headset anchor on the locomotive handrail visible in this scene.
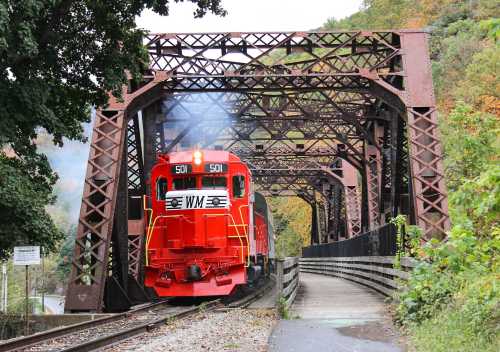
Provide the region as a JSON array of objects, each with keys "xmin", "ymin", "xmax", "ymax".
[
  {"xmin": 143, "ymin": 194, "xmax": 153, "ymax": 231},
  {"xmin": 205, "ymin": 213, "xmax": 250, "ymax": 267},
  {"xmin": 143, "ymin": 194, "xmax": 153, "ymax": 266},
  {"xmin": 143, "ymin": 195, "xmax": 251, "ymax": 267},
  {"xmin": 145, "ymin": 214, "xmax": 183, "ymax": 266},
  {"xmin": 228, "ymin": 223, "xmax": 251, "ymax": 265},
  {"xmin": 237, "ymin": 204, "xmax": 252, "ymax": 266},
  {"xmin": 238, "ymin": 204, "xmax": 249, "ymax": 237},
  {"xmin": 228, "ymin": 211, "xmax": 251, "ymax": 267}
]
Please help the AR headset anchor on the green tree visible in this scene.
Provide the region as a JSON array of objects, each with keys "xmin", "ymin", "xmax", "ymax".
[
  {"xmin": 270, "ymin": 197, "xmax": 311, "ymax": 258},
  {"xmin": 56, "ymin": 224, "xmax": 77, "ymax": 283},
  {"xmin": 361, "ymin": 0, "xmax": 410, "ymax": 28},
  {"xmin": 449, "ymin": 166, "xmax": 500, "ymax": 236},
  {"xmin": 441, "ymin": 103, "xmax": 498, "ymax": 191},
  {"xmin": 0, "ymin": 152, "xmax": 62, "ymax": 258},
  {"xmin": 454, "ymin": 44, "xmax": 500, "ymax": 111},
  {"xmin": 0, "ymin": 0, "xmax": 225, "ymax": 260}
]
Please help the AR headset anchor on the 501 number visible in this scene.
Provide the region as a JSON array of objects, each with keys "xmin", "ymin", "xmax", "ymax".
[
  {"xmin": 206, "ymin": 163, "xmax": 227, "ymax": 173},
  {"xmin": 173, "ymin": 164, "xmax": 190, "ymax": 174}
]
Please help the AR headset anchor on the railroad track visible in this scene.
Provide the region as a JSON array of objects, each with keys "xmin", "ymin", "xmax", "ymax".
[
  {"xmin": 0, "ymin": 279, "xmax": 274, "ymax": 352},
  {"xmin": 0, "ymin": 299, "xmax": 176, "ymax": 352}
]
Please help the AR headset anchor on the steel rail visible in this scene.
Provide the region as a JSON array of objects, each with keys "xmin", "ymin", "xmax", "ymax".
[{"xmin": 0, "ymin": 300, "xmax": 172, "ymax": 352}]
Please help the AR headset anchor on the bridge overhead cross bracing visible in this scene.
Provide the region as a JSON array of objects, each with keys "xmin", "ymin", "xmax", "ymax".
[{"xmin": 65, "ymin": 30, "xmax": 450, "ymax": 313}]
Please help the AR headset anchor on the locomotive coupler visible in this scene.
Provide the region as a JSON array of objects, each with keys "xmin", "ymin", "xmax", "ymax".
[{"xmin": 186, "ymin": 264, "xmax": 202, "ymax": 281}]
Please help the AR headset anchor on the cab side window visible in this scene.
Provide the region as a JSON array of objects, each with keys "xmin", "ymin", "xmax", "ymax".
[
  {"xmin": 232, "ymin": 175, "xmax": 245, "ymax": 198},
  {"xmin": 156, "ymin": 178, "xmax": 168, "ymax": 200}
]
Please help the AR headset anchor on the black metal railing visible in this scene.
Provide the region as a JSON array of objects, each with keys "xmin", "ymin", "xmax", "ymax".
[{"xmin": 302, "ymin": 224, "xmax": 397, "ymax": 258}]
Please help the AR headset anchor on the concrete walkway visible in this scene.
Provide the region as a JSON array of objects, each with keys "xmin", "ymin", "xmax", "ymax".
[{"xmin": 268, "ymin": 272, "xmax": 405, "ymax": 352}]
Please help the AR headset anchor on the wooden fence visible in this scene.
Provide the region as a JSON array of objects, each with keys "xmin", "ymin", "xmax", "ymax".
[
  {"xmin": 299, "ymin": 256, "xmax": 418, "ymax": 296},
  {"xmin": 276, "ymin": 257, "xmax": 300, "ymax": 309}
]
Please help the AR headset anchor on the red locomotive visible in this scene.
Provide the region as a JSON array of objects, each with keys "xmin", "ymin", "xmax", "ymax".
[{"xmin": 144, "ymin": 149, "xmax": 274, "ymax": 297}]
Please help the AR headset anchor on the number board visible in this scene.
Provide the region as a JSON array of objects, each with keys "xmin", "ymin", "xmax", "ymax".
[
  {"xmin": 205, "ymin": 163, "xmax": 228, "ymax": 173},
  {"xmin": 171, "ymin": 164, "xmax": 192, "ymax": 174}
]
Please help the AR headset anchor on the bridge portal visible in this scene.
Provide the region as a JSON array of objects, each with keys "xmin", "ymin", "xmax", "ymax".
[{"xmin": 65, "ymin": 30, "xmax": 449, "ymax": 312}]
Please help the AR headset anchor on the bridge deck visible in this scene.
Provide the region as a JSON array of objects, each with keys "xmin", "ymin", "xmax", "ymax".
[{"xmin": 268, "ymin": 272, "xmax": 405, "ymax": 352}]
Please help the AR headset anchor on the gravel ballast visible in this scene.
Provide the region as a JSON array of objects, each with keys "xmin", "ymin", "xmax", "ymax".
[{"xmin": 107, "ymin": 308, "xmax": 277, "ymax": 352}]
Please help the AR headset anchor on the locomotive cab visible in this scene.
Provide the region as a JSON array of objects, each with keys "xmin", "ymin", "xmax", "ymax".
[{"xmin": 144, "ymin": 149, "xmax": 270, "ymax": 297}]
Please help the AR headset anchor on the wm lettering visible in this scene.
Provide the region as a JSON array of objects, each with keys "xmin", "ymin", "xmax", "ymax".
[
  {"xmin": 195, "ymin": 196, "xmax": 204, "ymax": 208},
  {"xmin": 185, "ymin": 196, "xmax": 205, "ymax": 208}
]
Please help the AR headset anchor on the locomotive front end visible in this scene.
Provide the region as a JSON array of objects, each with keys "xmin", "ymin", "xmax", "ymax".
[{"xmin": 144, "ymin": 150, "xmax": 251, "ymax": 297}]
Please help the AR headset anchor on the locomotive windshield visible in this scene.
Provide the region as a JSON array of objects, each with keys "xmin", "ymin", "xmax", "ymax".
[
  {"xmin": 173, "ymin": 177, "xmax": 196, "ymax": 190},
  {"xmin": 202, "ymin": 176, "xmax": 227, "ymax": 189}
]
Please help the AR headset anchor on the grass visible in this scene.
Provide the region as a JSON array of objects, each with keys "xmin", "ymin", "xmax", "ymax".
[
  {"xmin": 409, "ymin": 307, "xmax": 500, "ymax": 352},
  {"xmin": 198, "ymin": 301, "xmax": 210, "ymax": 314},
  {"xmin": 223, "ymin": 343, "xmax": 240, "ymax": 349},
  {"xmin": 400, "ymin": 267, "xmax": 500, "ymax": 352},
  {"xmin": 277, "ymin": 295, "xmax": 291, "ymax": 319},
  {"xmin": 277, "ymin": 295, "xmax": 301, "ymax": 320}
]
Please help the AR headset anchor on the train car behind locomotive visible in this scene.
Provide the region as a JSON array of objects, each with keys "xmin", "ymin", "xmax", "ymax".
[{"xmin": 144, "ymin": 149, "xmax": 273, "ymax": 297}]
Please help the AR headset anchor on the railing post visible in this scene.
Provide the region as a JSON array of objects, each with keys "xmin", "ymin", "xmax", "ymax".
[
  {"xmin": 277, "ymin": 259, "xmax": 284, "ymax": 294},
  {"xmin": 295, "ymin": 257, "xmax": 300, "ymax": 293}
]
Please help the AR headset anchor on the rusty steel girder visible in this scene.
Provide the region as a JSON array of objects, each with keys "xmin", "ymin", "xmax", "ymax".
[
  {"xmin": 66, "ymin": 76, "xmax": 168, "ymax": 312},
  {"xmin": 144, "ymin": 30, "xmax": 449, "ymax": 235},
  {"xmin": 250, "ymin": 161, "xmax": 363, "ymax": 238},
  {"xmin": 66, "ymin": 30, "xmax": 450, "ymax": 313},
  {"xmin": 65, "ymin": 109, "xmax": 128, "ymax": 312},
  {"xmin": 156, "ymin": 91, "xmax": 371, "ymax": 158}
]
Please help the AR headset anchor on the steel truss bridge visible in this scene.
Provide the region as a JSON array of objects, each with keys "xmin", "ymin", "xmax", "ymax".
[{"xmin": 65, "ymin": 31, "xmax": 450, "ymax": 312}]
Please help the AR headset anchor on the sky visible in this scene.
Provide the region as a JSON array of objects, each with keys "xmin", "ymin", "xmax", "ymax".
[
  {"xmin": 48, "ymin": 0, "xmax": 363, "ymax": 222},
  {"xmin": 136, "ymin": 0, "xmax": 363, "ymax": 33}
]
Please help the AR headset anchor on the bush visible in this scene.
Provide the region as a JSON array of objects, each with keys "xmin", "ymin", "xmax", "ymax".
[
  {"xmin": 396, "ymin": 225, "xmax": 499, "ymax": 350},
  {"xmin": 397, "ymin": 168, "xmax": 499, "ymax": 349},
  {"xmin": 407, "ymin": 271, "xmax": 499, "ymax": 352},
  {"xmin": 454, "ymin": 45, "xmax": 500, "ymax": 111},
  {"xmin": 399, "ymin": 230, "xmax": 485, "ymax": 320},
  {"xmin": 449, "ymin": 167, "xmax": 500, "ymax": 236},
  {"xmin": 277, "ymin": 295, "xmax": 291, "ymax": 319}
]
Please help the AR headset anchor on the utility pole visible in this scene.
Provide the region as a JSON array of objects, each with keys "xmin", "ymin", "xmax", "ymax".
[
  {"xmin": 0, "ymin": 265, "xmax": 2, "ymax": 312},
  {"xmin": 41, "ymin": 247, "xmax": 45, "ymax": 314},
  {"xmin": 1, "ymin": 263, "xmax": 6, "ymax": 313},
  {"xmin": 25, "ymin": 265, "xmax": 29, "ymax": 336}
]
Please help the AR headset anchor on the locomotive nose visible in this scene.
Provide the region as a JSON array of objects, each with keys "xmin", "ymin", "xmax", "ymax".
[{"xmin": 186, "ymin": 264, "xmax": 202, "ymax": 281}]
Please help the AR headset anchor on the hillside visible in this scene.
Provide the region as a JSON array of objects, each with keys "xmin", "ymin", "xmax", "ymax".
[{"xmin": 316, "ymin": 1, "xmax": 499, "ymax": 351}]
